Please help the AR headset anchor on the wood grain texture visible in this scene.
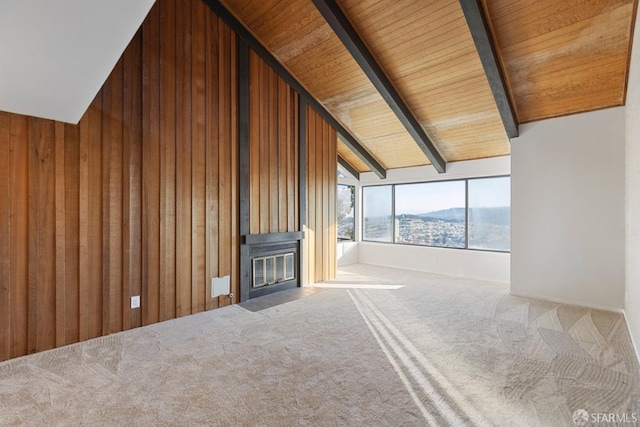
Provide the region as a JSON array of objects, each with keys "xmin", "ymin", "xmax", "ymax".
[
  {"xmin": 0, "ymin": 0, "xmax": 349, "ymax": 362},
  {"xmin": 219, "ymin": 0, "xmax": 513, "ymax": 167},
  {"xmin": 9, "ymin": 115, "xmax": 29, "ymax": 358},
  {"xmin": 483, "ymin": 0, "xmax": 636, "ymax": 122},
  {"xmin": 160, "ymin": 0, "xmax": 177, "ymax": 322},
  {"xmin": 176, "ymin": 0, "xmax": 193, "ymax": 318},
  {"xmin": 142, "ymin": 3, "xmax": 161, "ymax": 326},
  {"xmin": 305, "ymin": 105, "xmax": 337, "ymax": 284},
  {"xmin": 0, "ymin": 0, "xmax": 240, "ymax": 362},
  {"xmin": 123, "ymin": 30, "xmax": 143, "ymax": 331},
  {"xmin": 0, "ymin": 113, "xmax": 10, "ymax": 361},
  {"xmin": 248, "ymin": 52, "xmax": 299, "ymax": 236},
  {"xmin": 221, "ymin": 0, "xmax": 429, "ymax": 169},
  {"xmin": 63, "ymin": 123, "xmax": 80, "ymax": 344}
]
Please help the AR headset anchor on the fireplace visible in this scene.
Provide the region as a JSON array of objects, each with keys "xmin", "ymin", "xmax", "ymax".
[
  {"xmin": 241, "ymin": 232, "xmax": 303, "ymax": 301},
  {"xmin": 252, "ymin": 252, "xmax": 295, "ymax": 288}
]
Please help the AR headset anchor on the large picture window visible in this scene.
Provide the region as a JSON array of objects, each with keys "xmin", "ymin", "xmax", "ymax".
[
  {"xmin": 468, "ymin": 177, "xmax": 510, "ymax": 251},
  {"xmin": 395, "ymin": 181, "xmax": 466, "ymax": 248},
  {"xmin": 363, "ymin": 185, "xmax": 393, "ymax": 243},
  {"xmin": 362, "ymin": 176, "xmax": 510, "ymax": 252},
  {"xmin": 337, "ymin": 184, "xmax": 355, "ymax": 241}
]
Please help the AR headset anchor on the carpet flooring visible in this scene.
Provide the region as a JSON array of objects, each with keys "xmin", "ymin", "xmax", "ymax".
[{"xmin": 0, "ymin": 264, "xmax": 638, "ymax": 426}]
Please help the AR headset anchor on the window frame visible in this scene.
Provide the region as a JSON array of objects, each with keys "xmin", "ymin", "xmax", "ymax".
[
  {"xmin": 361, "ymin": 175, "xmax": 510, "ymax": 253},
  {"xmin": 337, "ymin": 183, "xmax": 356, "ymax": 242},
  {"xmin": 361, "ymin": 184, "xmax": 394, "ymax": 243}
]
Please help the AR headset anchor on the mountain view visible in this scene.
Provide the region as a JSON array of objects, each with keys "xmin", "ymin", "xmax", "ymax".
[{"xmin": 366, "ymin": 206, "xmax": 510, "ymax": 250}]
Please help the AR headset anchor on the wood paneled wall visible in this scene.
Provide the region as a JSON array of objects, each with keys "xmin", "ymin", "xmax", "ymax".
[
  {"xmin": 0, "ymin": 0, "xmax": 342, "ymax": 362},
  {"xmin": 248, "ymin": 51, "xmax": 299, "ymax": 235},
  {"xmin": 305, "ymin": 105, "xmax": 337, "ymax": 284},
  {"xmin": 0, "ymin": 0, "xmax": 239, "ymax": 362}
]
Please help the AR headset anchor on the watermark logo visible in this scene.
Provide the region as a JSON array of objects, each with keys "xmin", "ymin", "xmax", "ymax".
[
  {"xmin": 572, "ymin": 409, "xmax": 638, "ymax": 425},
  {"xmin": 573, "ymin": 409, "xmax": 589, "ymax": 426}
]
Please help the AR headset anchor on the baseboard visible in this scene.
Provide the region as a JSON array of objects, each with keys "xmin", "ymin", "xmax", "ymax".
[
  {"xmin": 623, "ymin": 310, "xmax": 640, "ymax": 367},
  {"xmin": 509, "ymin": 291, "xmax": 625, "ymax": 314}
]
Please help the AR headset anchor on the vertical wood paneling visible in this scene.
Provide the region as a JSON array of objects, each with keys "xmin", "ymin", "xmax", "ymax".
[
  {"xmin": 247, "ymin": 52, "xmax": 299, "ymax": 236},
  {"xmin": 259, "ymin": 59, "xmax": 270, "ymax": 235},
  {"xmin": 205, "ymin": 10, "xmax": 219, "ymax": 311},
  {"xmin": 192, "ymin": 0, "xmax": 207, "ymax": 314},
  {"xmin": 217, "ymin": 24, "xmax": 232, "ymax": 308},
  {"xmin": 63, "ymin": 123, "xmax": 80, "ymax": 344},
  {"xmin": 228, "ymin": 29, "xmax": 239, "ymax": 306},
  {"xmin": 0, "ymin": 1, "xmax": 240, "ymax": 362},
  {"xmin": 87, "ymin": 97, "xmax": 104, "ymax": 340},
  {"xmin": 123, "ymin": 31, "xmax": 143, "ymax": 331},
  {"xmin": 0, "ymin": 0, "xmax": 340, "ymax": 361},
  {"xmin": 9, "ymin": 115, "xmax": 29, "ymax": 358},
  {"xmin": 249, "ymin": 52, "xmax": 261, "ymax": 235},
  {"xmin": 159, "ymin": 0, "xmax": 177, "ymax": 322},
  {"xmin": 176, "ymin": 0, "xmax": 193, "ymax": 318},
  {"xmin": 142, "ymin": 4, "xmax": 161, "ymax": 326},
  {"xmin": 306, "ymin": 108, "xmax": 316, "ymax": 286},
  {"xmin": 78, "ymin": 104, "xmax": 90, "ymax": 341},
  {"xmin": 305, "ymin": 106, "xmax": 337, "ymax": 284},
  {"xmin": 28, "ymin": 118, "xmax": 57, "ymax": 352},
  {"xmin": 278, "ymin": 79, "xmax": 288, "ymax": 233},
  {"xmin": 0, "ymin": 113, "xmax": 10, "ymax": 361},
  {"xmin": 54, "ymin": 122, "xmax": 66, "ymax": 346},
  {"xmin": 314, "ymin": 110, "xmax": 323, "ymax": 282}
]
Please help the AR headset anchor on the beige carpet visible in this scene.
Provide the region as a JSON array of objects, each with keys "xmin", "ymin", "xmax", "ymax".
[{"xmin": 0, "ymin": 264, "xmax": 638, "ymax": 426}]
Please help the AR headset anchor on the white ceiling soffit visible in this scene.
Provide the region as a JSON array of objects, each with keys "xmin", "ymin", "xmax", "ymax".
[{"xmin": 0, "ymin": 0, "xmax": 156, "ymax": 124}]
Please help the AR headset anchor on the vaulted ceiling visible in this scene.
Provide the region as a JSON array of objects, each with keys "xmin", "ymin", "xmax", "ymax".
[{"xmin": 216, "ymin": 0, "xmax": 637, "ymax": 174}]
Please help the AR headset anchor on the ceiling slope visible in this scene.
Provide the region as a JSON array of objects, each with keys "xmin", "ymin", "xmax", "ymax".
[
  {"xmin": 220, "ymin": 0, "xmax": 512, "ymax": 172},
  {"xmin": 338, "ymin": 0, "xmax": 512, "ymax": 165},
  {"xmin": 0, "ymin": 0, "xmax": 156, "ymax": 123},
  {"xmin": 484, "ymin": 0, "xmax": 637, "ymax": 123}
]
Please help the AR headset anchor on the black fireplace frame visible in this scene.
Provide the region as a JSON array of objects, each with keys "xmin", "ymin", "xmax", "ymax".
[{"xmin": 241, "ymin": 232, "xmax": 304, "ymax": 300}]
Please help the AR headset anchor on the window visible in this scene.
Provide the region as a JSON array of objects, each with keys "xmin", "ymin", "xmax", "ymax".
[
  {"xmin": 361, "ymin": 176, "xmax": 510, "ymax": 252},
  {"xmin": 395, "ymin": 181, "xmax": 466, "ymax": 248},
  {"xmin": 363, "ymin": 185, "xmax": 392, "ymax": 242},
  {"xmin": 468, "ymin": 177, "xmax": 510, "ymax": 251},
  {"xmin": 337, "ymin": 184, "xmax": 355, "ymax": 241}
]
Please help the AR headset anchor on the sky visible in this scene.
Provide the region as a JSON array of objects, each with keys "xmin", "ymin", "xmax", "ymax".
[{"xmin": 364, "ymin": 177, "xmax": 510, "ymax": 217}]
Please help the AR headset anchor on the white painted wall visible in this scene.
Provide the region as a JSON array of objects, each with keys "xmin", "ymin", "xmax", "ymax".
[
  {"xmin": 511, "ymin": 107, "xmax": 625, "ymax": 311},
  {"xmin": 337, "ymin": 241, "xmax": 359, "ymax": 267},
  {"xmin": 359, "ymin": 242, "xmax": 510, "ymax": 284},
  {"xmin": 358, "ymin": 157, "xmax": 511, "ymax": 283},
  {"xmin": 625, "ymin": 14, "xmax": 640, "ymax": 358},
  {"xmin": 0, "ymin": 0, "xmax": 156, "ymax": 123}
]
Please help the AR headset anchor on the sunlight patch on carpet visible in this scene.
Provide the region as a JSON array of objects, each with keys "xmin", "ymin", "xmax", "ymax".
[{"xmin": 314, "ymin": 283, "xmax": 404, "ymax": 290}]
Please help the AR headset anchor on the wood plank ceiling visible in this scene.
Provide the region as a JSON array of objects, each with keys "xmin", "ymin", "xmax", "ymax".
[
  {"xmin": 484, "ymin": 0, "xmax": 637, "ymax": 123},
  {"xmin": 219, "ymin": 0, "xmax": 637, "ymax": 173}
]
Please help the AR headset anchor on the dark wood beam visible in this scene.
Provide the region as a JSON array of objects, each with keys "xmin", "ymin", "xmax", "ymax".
[
  {"xmin": 238, "ymin": 39, "xmax": 251, "ymax": 303},
  {"xmin": 298, "ymin": 99, "xmax": 307, "ymax": 286},
  {"xmin": 459, "ymin": 0, "xmax": 518, "ymax": 138},
  {"xmin": 337, "ymin": 152, "xmax": 360, "ymax": 180},
  {"xmin": 238, "ymin": 41, "xmax": 251, "ymax": 302},
  {"xmin": 311, "ymin": 0, "xmax": 446, "ymax": 173},
  {"xmin": 203, "ymin": 0, "xmax": 387, "ymax": 179}
]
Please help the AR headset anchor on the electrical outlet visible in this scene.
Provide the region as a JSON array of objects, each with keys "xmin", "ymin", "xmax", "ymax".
[{"xmin": 131, "ymin": 295, "xmax": 141, "ymax": 309}]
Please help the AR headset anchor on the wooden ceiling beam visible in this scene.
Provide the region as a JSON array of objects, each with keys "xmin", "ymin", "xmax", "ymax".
[
  {"xmin": 459, "ymin": 0, "xmax": 518, "ymax": 138},
  {"xmin": 338, "ymin": 152, "xmax": 360, "ymax": 180},
  {"xmin": 311, "ymin": 0, "xmax": 447, "ymax": 173},
  {"xmin": 203, "ymin": 0, "xmax": 387, "ymax": 179}
]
